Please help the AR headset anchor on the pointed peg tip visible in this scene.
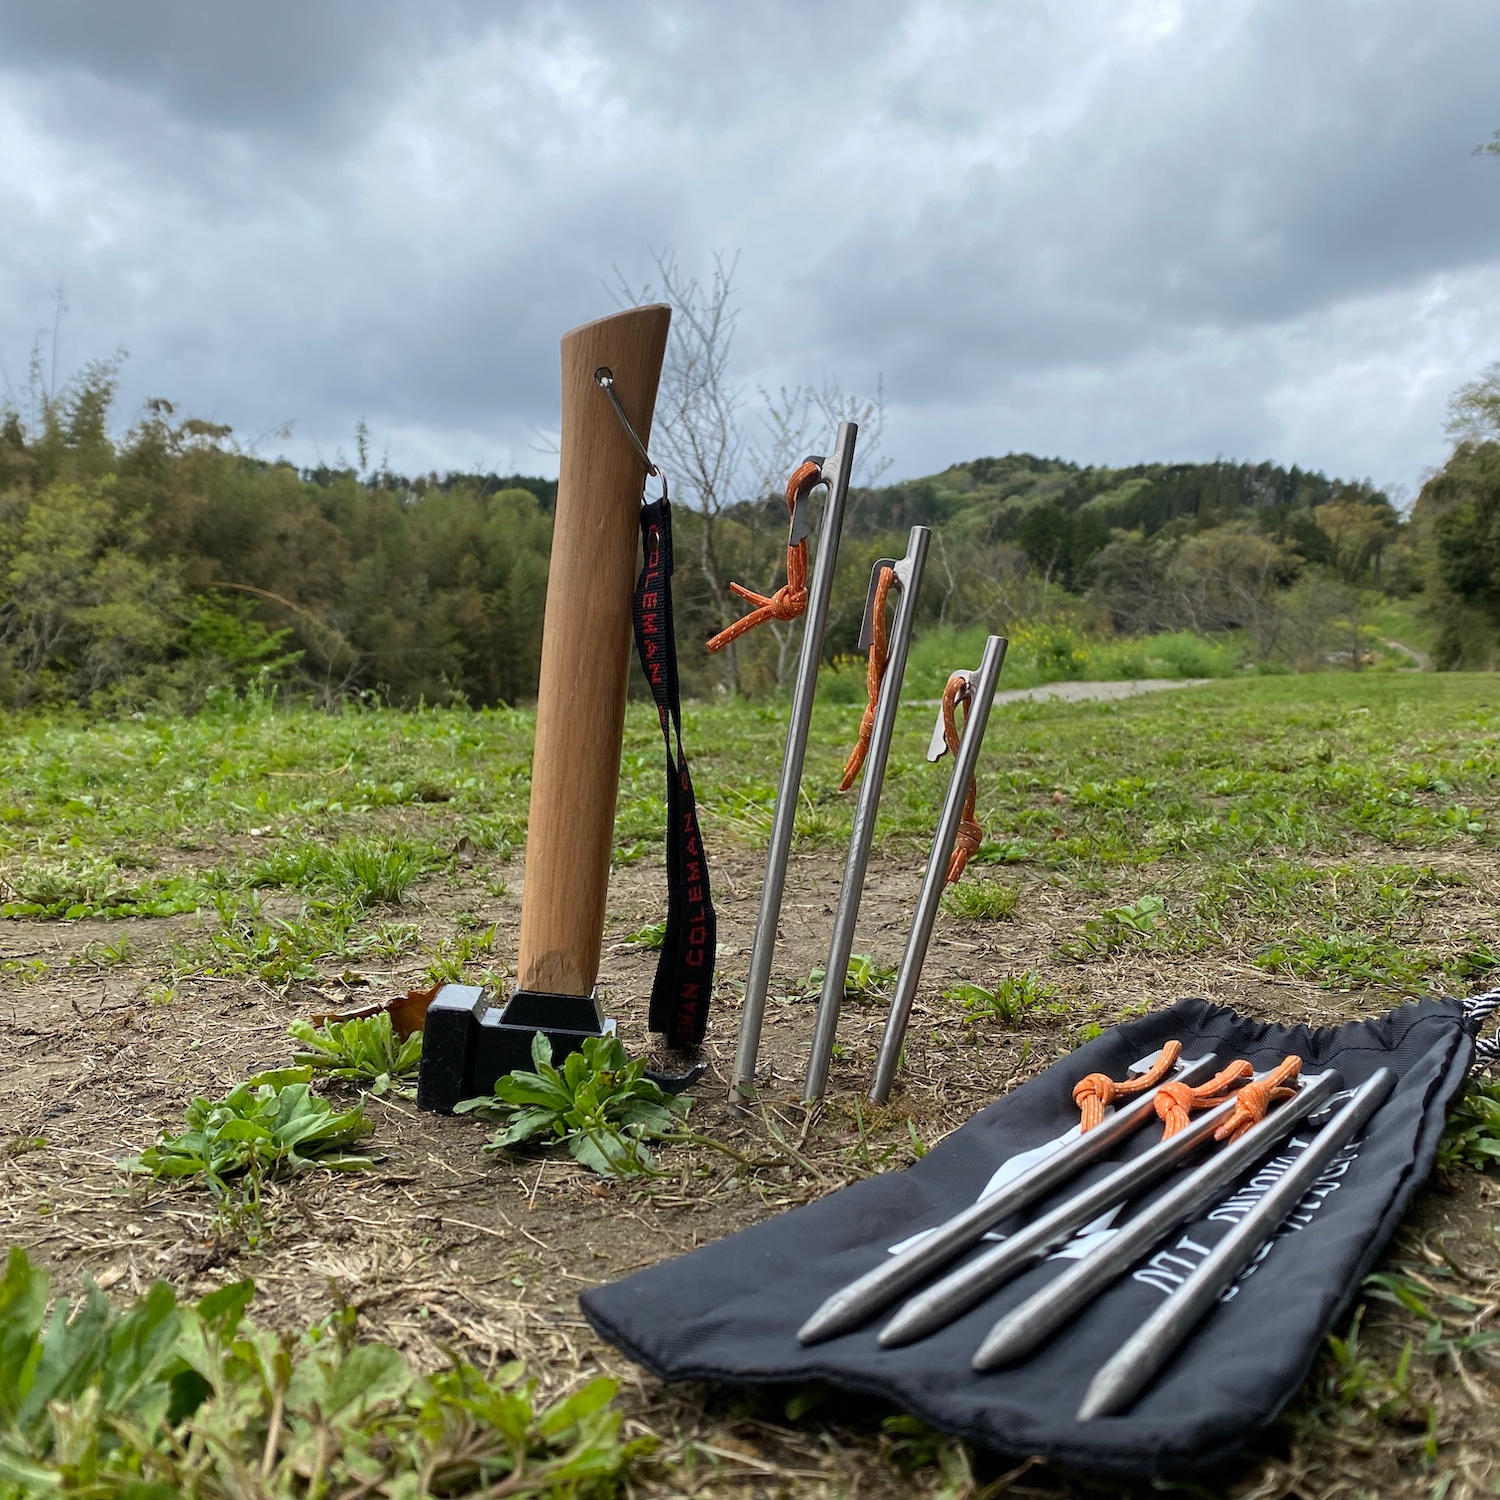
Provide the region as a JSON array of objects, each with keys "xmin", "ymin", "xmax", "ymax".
[
  {"xmin": 1075, "ymin": 1377, "xmax": 1124, "ymax": 1423},
  {"xmin": 971, "ymin": 1318, "xmax": 1032, "ymax": 1371},
  {"xmin": 796, "ymin": 1300, "xmax": 848, "ymax": 1345},
  {"xmin": 876, "ymin": 1305, "xmax": 934, "ymax": 1347}
]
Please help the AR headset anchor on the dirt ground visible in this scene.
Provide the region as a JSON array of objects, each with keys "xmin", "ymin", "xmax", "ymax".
[{"xmin": 2, "ymin": 831, "xmax": 1498, "ymax": 1497}]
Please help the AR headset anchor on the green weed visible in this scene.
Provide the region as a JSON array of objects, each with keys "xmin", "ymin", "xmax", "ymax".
[
  {"xmin": 624, "ymin": 919, "xmax": 668, "ymax": 950},
  {"xmin": 466, "ymin": 814, "xmax": 521, "ymax": 856},
  {"xmin": 803, "ymin": 953, "xmax": 899, "ymax": 1002},
  {"xmin": 880, "ymin": 1412, "xmax": 977, "ymax": 1495},
  {"xmin": 456, "ymin": 1032, "xmax": 687, "ymax": 1177},
  {"xmin": 973, "ymin": 838, "xmax": 1035, "ymax": 865},
  {"xmin": 946, "ymin": 972, "xmax": 1055, "ymax": 1023},
  {"xmin": 0, "ymin": 958, "xmax": 48, "ymax": 984},
  {"xmin": 1, "ymin": 856, "xmax": 206, "ymax": 920},
  {"xmin": 1437, "ymin": 1076, "xmax": 1500, "ymax": 1173},
  {"xmin": 188, "ymin": 891, "xmax": 416, "ymax": 985},
  {"xmin": 69, "ymin": 935, "xmax": 136, "ymax": 969},
  {"xmin": 1319, "ymin": 1305, "xmax": 1418, "ymax": 1419},
  {"xmin": 942, "ymin": 878, "xmax": 1019, "ymax": 920},
  {"xmin": 1439, "ymin": 939, "xmax": 1500, "ymax": 982},
  {"xmin": 367, "ymin": 919, "xmax": 424, "ymax": 959},
  {"xmin": 288, "ymin": 1012, "xmax": 423, "ymax": 1096},
  {"xmin": 246, "ymin": 837, "xmax": 440, "ymax": 906},
  {"xmin": 124, "ymin": 1068, "xmax": 372, "ymax": 1241},
  {"xmin": 1254, "ymin": 931, "xmax": 1429, "ymax": 989},
  {"xmin": 0, "ymin": 1245, "xmax": 649, "ymax": 1497},
  {"xmin": 1059, "ymin": 894, "xmax": 1166, "ymax": 959},
  {"xmin": 424, "ymin": 922, "xmax": 499, "ymax": 985}
]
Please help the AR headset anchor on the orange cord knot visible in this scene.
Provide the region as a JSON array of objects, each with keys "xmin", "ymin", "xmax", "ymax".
[
  {"xmin": 1072, "ymin": 1040, "xmax": 1183, "ymax": 1133},
  {"xmin": 840, "ymin": 565, "xmax": 895, "ymax": 790},
  {"xmin": 941, "ymin": 673, "xmax": 984, "ymax": 883},
  {"xmin": 706, "ymin": 460, "xmax": 819, "ymax": 654},
  {"xmin": 1213, "ymin": 1055, "xmax": 1303, "ymax": 1143},
  {"xmin": 1153, "ymin": 1059, "xmax": 1254, "ymax": 1138}
]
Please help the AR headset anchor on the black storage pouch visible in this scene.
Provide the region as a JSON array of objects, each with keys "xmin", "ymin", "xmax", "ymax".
[{"xmin": 582, "ymin": 997, "xmax": 1475, "ymax": 1477}]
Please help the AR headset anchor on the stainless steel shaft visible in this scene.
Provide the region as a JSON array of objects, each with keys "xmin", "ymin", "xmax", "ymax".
[
  {"xmin": 971, "ymin": 1069, "xmax": 1340, "ymax": 1370},
  {"xmin": 879, "ymin": 1087, "xmax": 1247, "ymax": 1346},
  {"xmin": 1077, "ymin": 1068, "xmax": 1394, "ymax": 1418},
  {"xmin": 868, "ymin": 633, "xmax": 1007, "ymax": 1104},
  {"xmin": 797, "ymin": 1048, "xmax": 1222, "ymax": 1343},
  {"xmin": 731, "ymin": 424, "xmax": 858, "ymax": 1098},
  {"xmin": 803, "ymin": 526, "xmax": 931, "ymax": 1102}
]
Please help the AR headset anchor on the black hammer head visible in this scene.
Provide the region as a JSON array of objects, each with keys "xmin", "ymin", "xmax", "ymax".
[{"xmin": 415, "ymin": 985, "xmax": 611, "ymax": 1113}]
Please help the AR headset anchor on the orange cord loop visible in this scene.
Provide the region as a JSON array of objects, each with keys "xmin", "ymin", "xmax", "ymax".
[
  {"xmin": 1072, "ymin": 1040, "xmax": 1183, "ymax": 1133},
  {"xmin": 1213, "ymin": 1055, "xmax": 1302, "ymax": 1143},
  {"xmin": 706, "ymin": 460, "xmax": 820, "ymax": 654},
  {"xmin": 840, "ymin": 565, "xmax": 896, "ymax": 790},
  {"xmin": 941, "ymin": 673, "xmax": 984, "ymax": 882},
  {"xmin": 1153, "ymin": 1059, "xmax": 1254, "ymax": 1138}
]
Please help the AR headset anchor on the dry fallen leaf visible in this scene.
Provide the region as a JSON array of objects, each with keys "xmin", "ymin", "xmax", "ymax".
[{"xmin": 309, "ymin": 982, "xmax": 442, "ymax": 1039}]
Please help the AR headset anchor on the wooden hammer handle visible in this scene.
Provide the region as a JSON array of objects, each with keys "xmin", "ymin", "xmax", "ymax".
[{"xmin": 517, "ymin": 304, "xmax": 672, "ymax": 997}]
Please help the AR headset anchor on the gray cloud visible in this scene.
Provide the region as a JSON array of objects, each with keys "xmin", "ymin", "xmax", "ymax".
[{"xmin": 0, "ymin": 0, "xmax": 1496, "ymax": 490}]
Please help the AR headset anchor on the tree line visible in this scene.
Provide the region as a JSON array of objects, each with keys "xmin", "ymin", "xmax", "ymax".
[{"xmin": 3, "ymin": 348, "xmax": 1498, "ymax": 714}]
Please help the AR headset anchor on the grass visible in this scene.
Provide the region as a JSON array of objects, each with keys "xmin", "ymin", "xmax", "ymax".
[
  {"xmin": 4, "ymin": 675, "xmax": 1500, "ymax": 883},
  {"xmin": 899, "ymin": 621, "xmax": 1243, "ymax": 698},
  {"xmin": 6, "ymin": 670, "xmax": 1500, "ymax": 1495},
  {"xmin": 243, "ymin": 834, "xmax": 444, "ymax": 905},
  {"xmin": 423, "ymin": 920, "xmax": 500, "ymax": 985},
  {"xmin": 942, "ymin": 877, "xmax": 1019, "ymax": 920},
  {"xmin": 178, "ymin": 891, "xmax": 421, "ymax": 985},
  {"xmin": 1368, "ymin": 596, "xmax": 1441, "ymax": 658},
  {"xmin": 1253, "ymin": 930, "xmax": 1432, "ymax": 989}
]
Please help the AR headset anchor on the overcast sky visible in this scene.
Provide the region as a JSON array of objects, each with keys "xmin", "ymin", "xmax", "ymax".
[{"xmin": 1, "ymin": 0, "xmax": 1497, "ymax": 497}]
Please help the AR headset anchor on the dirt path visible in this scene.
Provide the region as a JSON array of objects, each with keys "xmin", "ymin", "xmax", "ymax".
[
  {"xmin": 910, "ymin": 677, "xmax": 1215, "ymax": 708},
  {"xmin": 1380, "ymin": 637, "xmax": 1432, "ymax": 671},
  {"xmin": 989, "ymin": 676, "xmax": 1214, "ymax": 706}
]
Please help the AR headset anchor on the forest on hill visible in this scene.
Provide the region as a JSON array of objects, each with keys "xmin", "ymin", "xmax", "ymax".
[{"xmin": 2, "ymin": 355, "xmax": 1499, "ymax": 712}]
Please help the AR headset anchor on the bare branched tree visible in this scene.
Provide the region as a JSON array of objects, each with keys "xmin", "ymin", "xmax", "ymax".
[
  {"xmin": 615, "ymin": 252, "xmax": 751, "ymax": 686},
  {"xmin": 616, "ymin": 250, "xmax": 888, "ymax": 689}
]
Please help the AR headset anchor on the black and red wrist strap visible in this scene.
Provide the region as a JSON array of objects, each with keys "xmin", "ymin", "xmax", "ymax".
[{"xmin": 632, "ymin": 489, "xmax": 716, "ymax": 1062}]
